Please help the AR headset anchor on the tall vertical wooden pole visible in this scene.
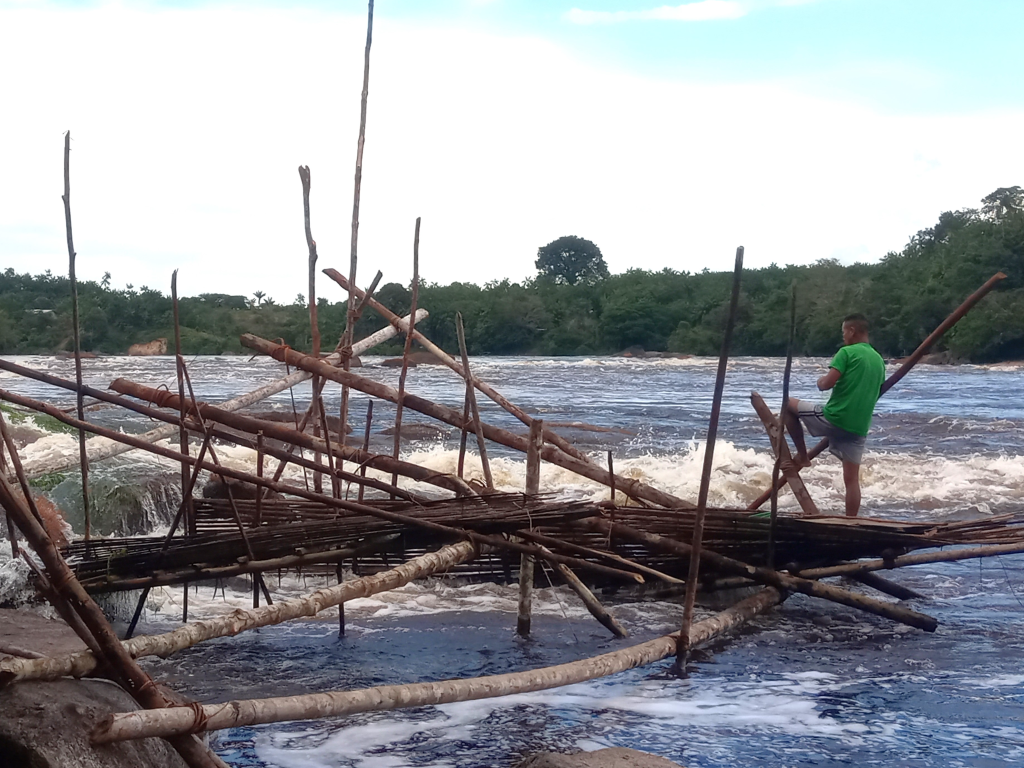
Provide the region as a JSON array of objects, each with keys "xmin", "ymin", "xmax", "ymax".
[
  {"xmin": 679, "ymin": 246, "xmax": 744, "ymax": 662},
  {"xmin": 390, "ymin": 218, "xmax": 420, "ymax": 495},
  {"xmin": 768, "ymin": 283, "xmax": 796, "ymax": 569},
  {"xmin": 340, "ymin": 0, "xmax": 374, "ymax": 458},
  {"xmin": 299, "ymin": 165, "xmax": 324, "ymax": 494},
  {"xmin": 62, "ymin": 131, "xmax": 91, "ymax": 547},
  {"xmin": 517, "ymin": 418, "xmax": 544, "ymax": 637}
]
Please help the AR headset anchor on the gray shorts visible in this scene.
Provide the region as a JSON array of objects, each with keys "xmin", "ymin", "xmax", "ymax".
[{"xmin": 796, "ymin": 400, "xmax": 866, "ymax": 465}]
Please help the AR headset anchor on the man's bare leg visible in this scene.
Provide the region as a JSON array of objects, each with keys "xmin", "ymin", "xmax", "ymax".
[
  {"xmin": 782, "ymin": 397, "xmax": 811, "ymax": 467},
  {"xmin": 842, "ymin": 460, "xmax": 861, "ymax": 517}
]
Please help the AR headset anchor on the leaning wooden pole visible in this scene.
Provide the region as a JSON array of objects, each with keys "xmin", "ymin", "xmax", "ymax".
[
  {"xmin": 456, "ymin": 312, "xmax": 493, "ymax": 490},
  {"xmin": 517, "ymin": 418, "xmax": 543, "ymax": 637},
  {"xmin": 390, "ymin": 218, "xmax": 421, "ymax": 493},
  {"xmin": 239, "ymin": 333, "xmax": 690, "ymax": 508},
  {"xmin": 579, "ymin": 517, "xmax": 937, "ymax": 631},
  {"xmin": 748, "ymin": 271, "xmax": 1007, "ymax": 510},
  {"xmin": 62, "ymin": 130, "xmax": 92, "ymax": 546},
  {"xmin": 21, "ymin": 310, "xmax": 426, "ymax": 478},
  {"xmin": 323, "ymin": 268, "xmax": 599, "ymax": 469},
  {"xmin": 0, "ymin": 386, "xmax": 641, "ymax": 586},
  {"xmin": 0, "ymin": 475, "xmax": 226, "ymax": 767},
  {"xmin": 2, "ymin": 541, "xmax": 479, "ymax": 685},
  {"xmin": 679, "ymin": 246, "xmax": 744, "ymax": 660},
  {"xmin": 0, "ymin": 359, "xmax": 473, "ymax": 498},
  {"xmin": 92, "ymin": 587, "xmax": 783, "ymax": 743},
  {"xmin": 768, "ymin": 282, "xmax": 797, "ymax": 568}
]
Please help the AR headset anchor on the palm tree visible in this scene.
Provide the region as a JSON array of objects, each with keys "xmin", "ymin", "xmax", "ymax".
[{"xmin": 252, "ymin": 290, "xmax": 266, "ymax": 307}]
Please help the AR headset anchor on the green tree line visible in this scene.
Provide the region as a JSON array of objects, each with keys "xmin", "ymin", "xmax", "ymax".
[{"xmin": 2, "ymin": 187, "xmax": 1023, "ymax": 361}]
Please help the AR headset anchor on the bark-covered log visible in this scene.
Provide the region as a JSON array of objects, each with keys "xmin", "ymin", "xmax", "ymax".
[
  {"xmin": 575, "ymin": 517, "xmax": 938, "ymax": 632},
  {"xmin": 239, "ymin": 333, "xmax": 690, "ymax": 509},
  {"xmin": 92, "ymin": 587, "xmax": 783, "ymax": 743},
  {"xmin": 1, "ymin": 542, "xmax": 478, "ymax": 685}
]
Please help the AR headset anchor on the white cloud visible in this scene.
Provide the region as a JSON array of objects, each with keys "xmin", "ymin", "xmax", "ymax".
[
  {"xmin": 1, "ymin": 4, "xmax": 1022, "ymax": 306},
  {"xmin": 565, "ymin": 1, "xmax": 746, "ymax": 25}
]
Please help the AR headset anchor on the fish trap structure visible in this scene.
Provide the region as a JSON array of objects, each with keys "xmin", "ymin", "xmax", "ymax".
[{"xmin": 0, "ymin": 6, "xmax": 1020, "ymax": 765}]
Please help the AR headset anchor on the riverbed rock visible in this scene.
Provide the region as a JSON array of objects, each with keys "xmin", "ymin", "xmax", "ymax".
[
  {"xmin": 381, "ymin": 351, "xmax": 443, "ymax": 367},
  {"xmin": 0, "ymin": 678, "xmax": 189, "ymax": 768},
  {"xmin": 379, "ymin": 423, "xmax": 450, "ymax": 440},
  {"xmin": 517, "ymin": 748, "xmax": 684, "ymax": 768},
  {"xmin": 127, "ymin": 338, "xmax": 168, "ymax": 356}
]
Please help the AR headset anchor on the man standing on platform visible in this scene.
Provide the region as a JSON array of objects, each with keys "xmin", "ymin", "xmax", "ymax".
[{"xmin": 783, "ymin": 313, "xmax": 885, "ymax": 517}]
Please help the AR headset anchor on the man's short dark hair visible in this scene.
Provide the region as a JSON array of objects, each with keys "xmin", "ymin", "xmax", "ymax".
[{"xmin": 843, "ymin": 313, "xmax": 869, "ymax": 334}]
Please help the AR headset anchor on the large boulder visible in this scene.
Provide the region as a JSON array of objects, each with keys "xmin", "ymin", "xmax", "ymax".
[
  {"xmin": 518, "ymin": 748, "xmax": 684, "ymax": 767},
  {"xmin": 0, "ymin": 678, "xmax": 188, "ymax": 768}
]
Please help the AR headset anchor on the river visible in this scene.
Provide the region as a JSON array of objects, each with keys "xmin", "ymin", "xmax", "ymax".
[{"xmin": 1, "ymin": 354, "xmax": 1023, "ymax": 767}]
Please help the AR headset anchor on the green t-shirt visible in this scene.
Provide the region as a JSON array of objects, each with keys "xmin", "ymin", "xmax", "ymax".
[{"xmin": 822, "ymin": 342, "xmax": 885, "ymax": 436}]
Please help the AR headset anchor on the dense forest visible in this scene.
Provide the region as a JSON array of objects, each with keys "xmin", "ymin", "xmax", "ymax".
[{"xmin": 2, "ymin": 187, "xmax": 1023, "ymax": 362}]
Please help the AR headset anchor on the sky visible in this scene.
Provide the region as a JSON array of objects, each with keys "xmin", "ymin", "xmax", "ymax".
[{"xmin": 2, "ymin": 0, "xmax": 1023, "ymax": 303}]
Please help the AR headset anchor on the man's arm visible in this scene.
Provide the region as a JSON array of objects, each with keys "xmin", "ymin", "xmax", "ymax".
[{"xmin": 817, "ymin": 367, "xmax": 842, "ymax": 391}]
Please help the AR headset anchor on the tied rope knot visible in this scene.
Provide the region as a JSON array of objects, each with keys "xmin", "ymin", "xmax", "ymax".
[
  {"xmin": 185, "ymin": 700, "xmax": 209, "ymax": 734},
  {"xmin": 268, "ymin": 344, "xmax": 293, "ymax": 364}
]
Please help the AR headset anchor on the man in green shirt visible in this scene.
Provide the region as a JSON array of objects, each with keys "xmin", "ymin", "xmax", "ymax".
[{"xmin": 782, "ymin": 313, "xmax": 885, "ymax": 517}]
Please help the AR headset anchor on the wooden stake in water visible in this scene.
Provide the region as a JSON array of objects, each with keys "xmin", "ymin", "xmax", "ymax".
[
  {"xmin": 768, "ymin": 283, "xmax": 796, "ymax": 569},
  {"xmin": 61, "ymin": 131, "xmax": 91, "ymax": 547},
  {"xmin": 340, "ymin": 0, "xmax": 375, "ymax": 452},
  {"xmin": 358, "ymin": 399, "xmax": 373, "ymax": 502},
  {"xmin": 299, "ymin": 165, "xmax": 324, "ymax": 494},
  {"xmin": 517, "ymin": 419, "xmax": 543, "ymax": 637},
  {"xmin": 390, "ymin": 218, "xmax": 420, "ymax": 494},
  {"xmin": 456, "ymin": 312, "xmax": 493, "ymax": 490},
  {"xmin": 678, "ymin": 245, "xmax": 744, "ymax": 663}
]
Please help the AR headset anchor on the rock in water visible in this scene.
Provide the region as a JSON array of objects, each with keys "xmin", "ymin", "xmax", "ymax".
[
  {"xmin": 0, "ymin": 678, "xmax": 188, "ymax": 768},
  {"xmin": 517, "ymin": 748, "xmax": 684, "ymax": 768}
]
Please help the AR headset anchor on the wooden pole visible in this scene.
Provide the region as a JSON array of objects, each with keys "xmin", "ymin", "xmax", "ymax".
[
  {"xmin": 340, "ymin": 0, "xmax": 374, "ymax": 455},
  {"xmin": 457, "ymin": 386, "xmax": 471, "ymax": 480},
  {"xmin": 92, "ymin": 587, "xmax": 783, "ymax": 742},
  {"xmin": 0, "ymin": 386, "xmax": 641, "ymax": 586},
  {"xmin": 579, "ymin": 517, "xmax": 938, "ymax": 632},
  {"xmin": 0, "ymin": 475, "xmax": 226, "ymax": 767},
  {"xmin": 324, "ymin": 268, "xmax": 599, "ymax": 468},
  {"xmin": 679, "ymin": 246, "xmax": 744, "ymax": 661},
  {"xmin": 768, "ymin": 282, "xmax": 797, "ymax": 567},
  {"xmin": 750, "ymin": 393, "xmax": 818, "ymax": 515},
  {"xmin": 358, "ymin": 399, "xmax": 373, "ymax": 502},
  {"xmin": 1, "ymin": 538, "xmax": 476, "ymax": 684},
  {"xmin": 517, "ymin": 419, "xmax": 543, "ymax": 637},
  {"xmin": 0, "ymin": 358, "xmax": 471, "ymax": 499},
  {"xmin": 796, "ymin": 540, "xmax": 1024, "ymax": 579},
  {"xmin": 298, "ymin": 165, "xmax": 324, "ymax": 494},
  {"xmin": 239, "ymin": 334, "xmax": 690, "ymax": 509},
  {"xmin": 61, "ymin": 130, "xmax": 92, "ymax": 547},
  {"xmin": 749, "ymin": 272, "xmax": 1007, "ymax": 510},
  {"xmin": 553, "ymin": 556, "xmax": 627, "ymax": 638},
  {"xmin": 19, "ymin": 307, "xmax": 428, "ymax": 478},
  {"xmin": 390, "ymin": 218, "xmax": 420, "ymax": 494},
  {"xmin": 456, "ymin": 312, "xmax": 493, "ymax": 490}
]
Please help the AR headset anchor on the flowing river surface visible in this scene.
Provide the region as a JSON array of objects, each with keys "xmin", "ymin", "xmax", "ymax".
[{"xmin": 2, "ymin": 354, "xmax": 1023, "ymax": 767}]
